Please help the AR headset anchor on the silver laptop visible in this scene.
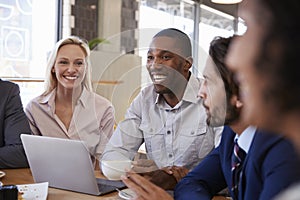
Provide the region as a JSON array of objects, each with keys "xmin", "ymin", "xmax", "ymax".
[{"xmin": 21, "ymin": 134, "xmax": 125, "ymax": 196}]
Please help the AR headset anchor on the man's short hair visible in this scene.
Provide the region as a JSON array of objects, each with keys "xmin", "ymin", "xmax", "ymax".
[{"xmin": 153, "ymin": 28, "xmax": 192, "ymax": 57}]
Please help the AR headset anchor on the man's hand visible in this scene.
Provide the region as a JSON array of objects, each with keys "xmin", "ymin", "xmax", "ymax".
[
  {"xmin": 131, "ymin": 161, "xmax": 188, "ymax": 190},
  {"xmin": 162, "ymin": 166, "xmax": 189, "ymax": 182},
  {"xmin": 121, "ymin": 172, "xmax": 174, "ymax": 200},
  {"xmin": 132, "ymin": 159, "xmax": 159, "ymax": 173},
  {"xmin": 141, "ymin": 169, "xmax": 177, "ymax": 190}
]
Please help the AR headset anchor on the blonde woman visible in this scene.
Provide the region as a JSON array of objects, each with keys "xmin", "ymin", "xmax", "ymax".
[{"xmin": 25, "ymin": 36, "xmax": 115, "ymax": 167}]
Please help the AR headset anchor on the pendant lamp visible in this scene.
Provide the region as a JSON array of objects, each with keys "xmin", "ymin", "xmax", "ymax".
[{"xmin": 211, "ymin": 0, "xmax": 242, "ymax": 4}]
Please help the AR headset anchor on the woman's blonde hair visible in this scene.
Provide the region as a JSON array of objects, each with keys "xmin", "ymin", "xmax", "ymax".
[{"xmin": 43, "ymin": 35, "xmax": 93, "ymax": 95}]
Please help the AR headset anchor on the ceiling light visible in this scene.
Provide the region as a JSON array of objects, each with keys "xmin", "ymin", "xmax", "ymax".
[{"xmin": 211, "ymin": 0, "xmax": 242, "ymax": 4}]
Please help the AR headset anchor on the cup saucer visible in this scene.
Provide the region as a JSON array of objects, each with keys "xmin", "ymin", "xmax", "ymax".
[
  {"xmin": 118, "ymin": 188, "xmax": 136, "ymax": 200},
  {"xmin": 0, "ymin": 171, "xmax": 5, "ymax": 178}
]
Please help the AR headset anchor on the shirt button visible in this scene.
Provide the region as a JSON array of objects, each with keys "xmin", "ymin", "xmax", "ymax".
[
  {"xmin": 169, "ymin": 154, "xmax": 173, "ymax": 158},
  {"xmin": 191, "ymin": 131, "xmax": 195, "ymax": 135},
  {"xmin": 167, "ymin": 130, "xmax": 171, "ymax": 134}
]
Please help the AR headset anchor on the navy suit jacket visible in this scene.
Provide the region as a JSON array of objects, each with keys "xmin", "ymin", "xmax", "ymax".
[
  {"xmin": 0, "ymin": 79, "xmax": 31, "ymax": 168},
  {"xmin": 175, "ymin": 126, "xmax": 300, "ymax": 200}
]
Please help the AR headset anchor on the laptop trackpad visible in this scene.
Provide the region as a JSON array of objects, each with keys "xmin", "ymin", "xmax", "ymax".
[{"xmin": 96, "ymin": 178, "xmax": 126, "ymax": 195}]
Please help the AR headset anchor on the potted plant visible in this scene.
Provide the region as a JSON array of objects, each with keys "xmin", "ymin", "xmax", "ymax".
[{"xmin": 88, "ymin": 38, "xmax": 109, "ymax": 50}]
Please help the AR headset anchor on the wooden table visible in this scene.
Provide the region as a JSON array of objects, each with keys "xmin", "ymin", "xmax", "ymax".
[
  {"xmin": 1, "ymin": 168, "xmax": 121, "ymax": 200},
  {"xmin": 1, "ymin": 168, "xmax": 230, "ymax": 200}
]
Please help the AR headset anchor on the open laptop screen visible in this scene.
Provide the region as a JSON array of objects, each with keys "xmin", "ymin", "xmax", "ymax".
[{"xmin": 21, "ymin": 134, "xmax": 125, "ymax": 196}]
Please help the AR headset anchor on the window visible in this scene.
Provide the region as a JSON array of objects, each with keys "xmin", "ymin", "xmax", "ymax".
[
  {"xmin": 0, "ymin": 0, "xmax": 58, "ymax": 106},
  {"xmin": 197, "ymin": 4, "xmax": 235, "ymax": 74},
  {"xmin": 199, "ymin": 4, "xmax": 234, "ymax": 52}
]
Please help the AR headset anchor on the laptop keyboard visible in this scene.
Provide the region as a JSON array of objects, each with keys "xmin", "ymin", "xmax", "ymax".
[{"xmin": 96, "ymin": 178, "xmax": 126, "ymax": 195}]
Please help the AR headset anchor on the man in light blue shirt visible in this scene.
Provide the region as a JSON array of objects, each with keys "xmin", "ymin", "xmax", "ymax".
[
  {"xmin": 120, "ymin": 36, "xmax": 300, "ymax": 200},
  {"xmin": 102, "ymin": 28, "xmax": 222, "ymax": 188}
]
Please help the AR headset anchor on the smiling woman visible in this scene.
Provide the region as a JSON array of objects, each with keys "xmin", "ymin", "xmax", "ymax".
[
  {"xmin": 51, "ymin": 44, "xmax": 87, "ymax": 94},
  {"xmin": 24, "ymin": 36, "xmax": 115, "ymax": 169}
]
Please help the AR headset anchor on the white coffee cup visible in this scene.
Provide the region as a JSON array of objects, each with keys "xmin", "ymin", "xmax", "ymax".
[{"xmin": 101, "ymin": 160, "xmax": 132, "ymax": 180}]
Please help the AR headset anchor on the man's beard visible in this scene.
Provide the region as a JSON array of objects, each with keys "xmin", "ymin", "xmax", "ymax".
[
  {"xmin": 224, "ymin": 102, "xmax": 241, "ymax": 125},
  {"xmin": 207, "ymin": 102, "xmax": 240, "ymax": 127}
]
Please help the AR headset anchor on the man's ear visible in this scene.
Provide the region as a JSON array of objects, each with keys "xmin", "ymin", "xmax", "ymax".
[
  {"xmin": 230, "ymin": 95, "xmax": 243, "ymax": 108},
  {"xmin": 236, "ymin": 100, "xmax": 243, "ymax": 108},
  {"xmin": 184, "ymin": 57, "xmax": 193, "ymax": 70}
]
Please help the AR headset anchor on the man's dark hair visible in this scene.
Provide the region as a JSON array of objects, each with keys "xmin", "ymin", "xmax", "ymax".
[
  {"xmin": 153, "ymin": 28, "xmax": 192, "ymax": 57},
  {"xmin": 209, "ymin": 36, "xmax": 239, "ymax": 100},
  {"xmin": 209, "ymin": 36, "xmax": 240, "ymax": 124}
]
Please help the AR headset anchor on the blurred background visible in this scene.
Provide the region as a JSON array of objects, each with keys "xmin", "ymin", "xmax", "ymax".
[{"xmin": 0, "ymin": 0, "xmax": 245, "ymax": 123}]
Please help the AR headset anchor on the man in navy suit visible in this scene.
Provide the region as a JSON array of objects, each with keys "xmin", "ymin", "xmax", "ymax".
[
  {"xmin": 174, "ymin": 36, "xmax": 300, "ymax": 200},
  {"xmin": 0, "ymin": 79, "xmax": 31, "ymax": 168}
]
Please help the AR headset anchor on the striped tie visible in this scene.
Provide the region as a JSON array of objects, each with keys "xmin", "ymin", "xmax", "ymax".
[{"xmin": 231, "ymin": 138, "xmax": 247, "ymax": 199}]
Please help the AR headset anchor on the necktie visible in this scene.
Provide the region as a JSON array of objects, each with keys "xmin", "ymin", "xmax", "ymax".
[{"xmin": 231, "ymin": 138, "xmax": 247, "ymax": 199}]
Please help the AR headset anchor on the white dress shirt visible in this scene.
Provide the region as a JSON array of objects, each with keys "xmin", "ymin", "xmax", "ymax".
[
  {"xmin": 236, "ymin": 126, "xmax": 256, "ymax": 153},
  {"xmin": 102, "ymin": 74, "xmax": 222, "ymax": 169}
]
